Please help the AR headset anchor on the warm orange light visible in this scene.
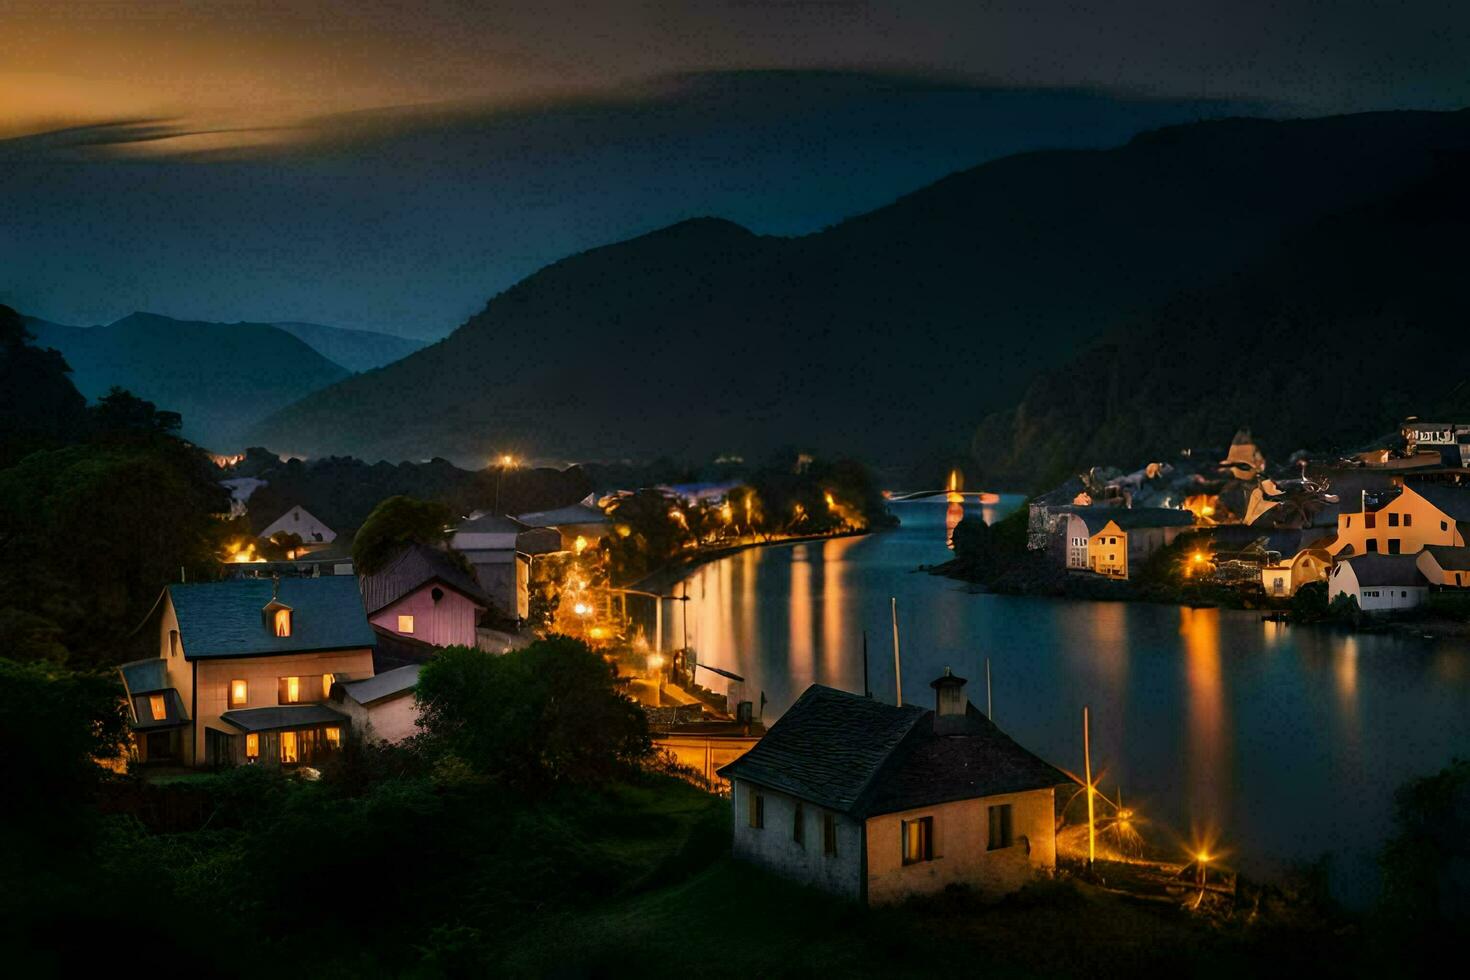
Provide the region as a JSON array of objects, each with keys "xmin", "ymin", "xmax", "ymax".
[
  {"xmin": 573, "ymin": 535, "xmax": 588, "ymax": 554},
  {"xmin": 230, "ymin": 679, "xmax": 248, "ymax": 707},
  {"xmin": 648, "ymin": 654, "xmax": 666, "ymax": 670},
  {"xmin": 573, "ymin": 602, "xmax": 591, "ymax": 617}
]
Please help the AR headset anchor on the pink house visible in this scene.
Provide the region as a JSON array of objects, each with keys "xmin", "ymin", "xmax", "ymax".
[{"xmin": 359, "ymin": 544, "xmax": 489, "ymax": 649}]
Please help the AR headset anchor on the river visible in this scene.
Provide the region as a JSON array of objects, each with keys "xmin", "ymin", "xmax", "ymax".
[{"xmin": 638, "ymin": 495, "xmax": 1470, "ymax": 904}]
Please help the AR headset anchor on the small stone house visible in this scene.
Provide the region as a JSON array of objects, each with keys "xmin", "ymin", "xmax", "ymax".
[{"xmin": 719, "ymin": 672, "xmax": 1070, "ymax": 904}]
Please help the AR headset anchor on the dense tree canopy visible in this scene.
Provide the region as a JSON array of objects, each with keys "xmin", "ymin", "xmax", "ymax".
[
  {"xmin": 351, "ymin": 495, "xmax": 457, "ymax": 574},
  {"xmin": 0, "ymin": 303, "xmax": 87, "ymax": 468}
]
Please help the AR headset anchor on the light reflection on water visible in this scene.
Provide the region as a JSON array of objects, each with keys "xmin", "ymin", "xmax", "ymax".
[{"xmin": 640, "ymin": 497, "xmax": 1470, "ymax": 903}]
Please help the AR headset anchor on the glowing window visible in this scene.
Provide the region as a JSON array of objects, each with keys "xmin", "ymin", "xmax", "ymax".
[
  {"xmin": 280, "ymin": 731, "xmax": 298, "ymax": 764},
  {"xmin": 283, "ymin": 676, "xmax": 300, "ymax": 703},
  {"xmin": 245, "ymin": 733, "xmax": 259, "ymax": 759},
  {"xmin": 325, "ymin": 726, "xmax": 342, "ymax": 748},
  {"xmin": 273, "ymin": 608, "xmax": 291, "ymax": 637},
  {"xmin": 901, "ymin": 816, "xmax": 933, "ymax": 865},
  {"xmin": 322, "ymin": 673, "xmax": 335, "ymax": 698},
  {"xmin": 149, "ymin": 695, "xmax": 167, "ymax": 721},
  {"xmin": 230, "ymin": 679, "xmax": 248, "ymax": 707},
  {"xmin": 397, "ymin": 614, "xmax": 415, "ymax": 634}
]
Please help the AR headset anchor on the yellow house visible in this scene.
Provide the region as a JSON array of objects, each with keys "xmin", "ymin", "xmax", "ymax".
[
  {"xmin": 1416, "ymin": 545, "xmax": 1470, "ymax": 589},
  {"xmin": 119, "ymin": 576, "xmax": 377, "ymax": 768},
  {"xmin": 1064, "ymin": 507, "xmax": 1196, "ymax": 580},
  {"xmin": 1261, "ymin": 546, "xmax": 1332, "ymax": 597},
  {"xmin": 1330, "ymin": 483, "xmax": 1470, "ymax": 558},
  {"xmin": 720, "ymin": 671, "xmax": 1070, "ymax": 904}
]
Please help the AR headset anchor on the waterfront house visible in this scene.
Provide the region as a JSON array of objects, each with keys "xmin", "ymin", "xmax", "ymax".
[
  {"xmin": 1061, "ymin": 507, "xmax": 1195, "ymax": 580},
  {"xmin": 1416, "ymin": 545, "xmax": 1470, "ymax": 590},
  {"xmin": 331, "ymin": 664, "xmax": 421, "ymax": 743},
  {"xmin": 1401, "ymin": 418, "xmax": 1470, "ymax": 468},
  {"xmin": 359, "ymin": 543, "xmax": 489, "ymax": 648},
  {"xmin": 258, "ymin": 504, "xmax": 337, "ymax": 552},
  {"xmin": 1261, "ymin": 545, "xmax": 1333, "ymax": 597},
  {"xmin": 1329, "ymin": 482, "xmax": 1470, "ymax": 558},
  {"xmin": 120, "ymin": 576, "xmax": 376, "ymax": 767},
  {"xmin": 718, "ymin": 671, "xmax": 1070, "ymax": 904},
  {"xmin": 1329, "ymin": 553, "xmax": 1428, "ymax": 613},
  {"xmin": 515, "ymin": 497, "xmax": 613, "ymax": 553}
]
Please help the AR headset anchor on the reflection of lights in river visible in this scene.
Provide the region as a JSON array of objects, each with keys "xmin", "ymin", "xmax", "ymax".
[{"xmin": 1180, "ymin": 606, "xmax": 1228, "ymax": 835}]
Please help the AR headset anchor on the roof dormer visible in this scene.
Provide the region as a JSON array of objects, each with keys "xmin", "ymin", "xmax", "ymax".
[
  {"xmin": 930, "ymin": 667, "xmax": 969, "ymax": 734},
  {"xmin": 263, "ymin": 579, "xmax": 293, "ymax": 637}
]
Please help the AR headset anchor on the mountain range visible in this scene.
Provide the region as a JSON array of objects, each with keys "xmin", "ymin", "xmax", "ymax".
[
  {"xmin": 25, "ymin": 313, "xmax": 423, "ymax": 449},
  {"xmin": 246, "ymin": 109, "xmax": 1470, "ymax": 480}
]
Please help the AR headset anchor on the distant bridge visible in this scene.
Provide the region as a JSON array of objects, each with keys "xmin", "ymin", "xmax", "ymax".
[{"xmin": 886, "ymin": 489, "xmax": 1003, "ymax": 503}]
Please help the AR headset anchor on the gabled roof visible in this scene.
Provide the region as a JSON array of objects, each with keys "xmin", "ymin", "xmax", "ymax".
[
  {"xmin": 128, "ymin": 689, "xmax": 190, "ymax": 730},
  {"xmin": 718, "ymin": 686, "xmax": 926, "ymax": 814},
  {"xmin": 1407, "ymin": 483, "xmax": 1470, "ymax": 522},
  {"xmin": 514, "ymin": 503, "xmax": 610, "ymax": 528},
  {"xmin": 1069, "ymin": 506, "xmax": 1195, "ymax": 535},
  {"xmin": 455, "ymin": 513, "xmax": 530, "ymax": 534},
  {"xmin": 1420, "ymin": 544, "xmax": 1470, "ymax": 571},
  {"xmin": 1338, "ymin": 553, "xmax": 1428, "ymax": 587},
  {"xmin": 339, "ymin": 664, "xmax": 420, "ymax": 706},
  {"xmin": 718, "ymin": 684, "xmax": 1072, "ymax": 818},
  {"xmin": 358, "ymin": 543, "xmax": 488, "ymax": 615},
  {"xmin": 119, "ymin": 658, "xmax": 170, "ymax": 695},
  {"xmin": 219, "ymin": 703, "xmax": 349, "ymax": 733},
  {"xmin": 167, "ymin": 576, "xmax": 375, "ymax": 659}
]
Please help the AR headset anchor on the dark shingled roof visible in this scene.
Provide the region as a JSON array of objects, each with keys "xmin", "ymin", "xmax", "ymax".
[
  {"xmin": 718, "ymin": 686, "xmax": 926, "ymax": 813},
  {"xmin": 339, "ymin": 664, "xmax": 420, "ymax": 706},
  {"xmin": 371, "ymin": 625, "xmax": 439, "ymax": 672},
  {"xmin": 455, "ymin": 513, "xmax": 530, "ymax": 534},
  {"xmin": 1422, "ymin": 544, "xmax": 1470, "ymax": 571},
  {"xmin": 718, "ymin": 685, "xmax": 1071, "ymax": 818},
  {"xmin": 219, "ymin": 704, "xmax": 349, "ymax": 733},
  {"xmin": 169, "ymin": 577, "xmax": 375, "ymax": 659},
  {"xmin": 359, "ymin": 543, "xmax": 489, "ymax": 615},
  {"xmin": 514, "ymin": 503, "xmax": 610, "ymax": 528},
  {"xmin": 119, "ymin": 658, "xmax": 170, "ymax": 695},
  {"xmin": 1069, "ymin": 506, "xmax": 1195, "ymax": 535},
  {"xmin": 1339, "ymin": 553, "xmax": 1427, "ymax": 587}
]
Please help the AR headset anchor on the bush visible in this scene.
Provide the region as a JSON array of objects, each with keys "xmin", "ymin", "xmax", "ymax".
[{"xmin": 1292, "ymin": 581, "xmax": 1329, "ymax": 620}]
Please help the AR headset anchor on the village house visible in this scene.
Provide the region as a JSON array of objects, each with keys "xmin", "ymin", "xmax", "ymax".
[
  {"xmin": 258, "ymin": 504, "xmax": 337, "ymax": 553},
  {"xmin": 449, "ymin": 513, "xmax": 562, "ymax": 621},
  {"xmin": 118, "ymin": 576, "xmax": 376, "ymax": 767},
  {"xmin": 515, "ymin": 497, "xmax": 613, "ymax": 553},
  {"xmin": 330, "ymin": 664, "xmax": 421, "ymax": 743},
  {"xmin": 718, "ymin": 671, "xmax": 1070, "ymax": 905},
  {"xmin": 1328, "ymin": 553, "xmax": 1428, "ymax": 613},
  {"xmin": 1329, "ymin": 482, "xmax": 1470, "ymax": 558},
  {"xmin": 359, "ymin": 543, "xmax": 490, "ymax": 649},
  {"xmin": 1401, "ymin": 418, "xmax": 1470, "ymax": 468},
  {"xmin": 1061, "ymin": 507, "xmax": 1195, "ymax": 580},
  {"xmin": 1415, "ymin": 545, "xmax": 1470, "ymax": 590}
]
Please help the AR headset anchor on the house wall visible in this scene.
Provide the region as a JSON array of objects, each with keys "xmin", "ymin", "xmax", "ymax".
[
  {"xmin": 259, "ymin": 505, "xmax": 336, "ymax": 545},
  {"xmin": 364, "ymin": 694, "xmax": 420, "ymax": 743},
  {"xmin": 1063, "ymin": 516, "xmax": 1090, "ymax": 570},
  {"xmin": 1328, "ymin": 564, "xmax": 1426, "ymax": 613},
  {"xmin": 369, "ymin": 585, "xmax": 481, "ymax": 647},
  {"xmin": 192, "ymin": 649, "xmax": 373, "ymax": 764},
  {"xmin": 729, "ymin": 779, "xmax": 863, "ymax": 900},
  {"xmin": 465, "ymin": 551, "xmax": 529, "ymax": 621},
  {"xmin": 1415, "ymin": 552, "xmax": 1470, "ymax": 588},
  {"xmin": 864, "ymin": 788, "xmax": 1056, "ymax": 905},
  {"xmin": 1331, "ymin": 486, "xmax": 1464, "ymax": 558},
  {"xmin": 158, "ymin": 596, "xmax": 195, "ymax": 764},
  {"xmin": 1088, "ymin": 525, "xmax": 1129, "ymax": 578}
]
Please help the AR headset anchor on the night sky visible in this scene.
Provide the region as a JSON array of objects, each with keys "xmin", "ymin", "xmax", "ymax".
[{"xmin": 4, "ymin": 1, "xmax": 1467, "ymax": 338}]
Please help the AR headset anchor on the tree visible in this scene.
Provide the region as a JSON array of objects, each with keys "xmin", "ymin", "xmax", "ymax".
[
  {"xmin": 352, "ymin": 496, "xmax": 456, "ymax": 574},
  {"xmin": 415, "ymin": 637, "xmax": 651, "ymax": 786},
  {"xmin": 1380, "ymin": 758, "xmax": 1470, "ymax": 931},
  {"xmin": 0, "ymin": 304, "xmax": 87, "ymax": 467}
]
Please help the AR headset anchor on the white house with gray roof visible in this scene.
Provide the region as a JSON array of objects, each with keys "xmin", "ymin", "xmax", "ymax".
[{"xmin": 719, "ymin": 671, "xmax": 1070, "ymax": 904}]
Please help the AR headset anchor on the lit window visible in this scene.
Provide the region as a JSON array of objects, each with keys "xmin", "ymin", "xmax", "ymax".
[
  {"xmin": 149, "ymin": 694, "xmax": 167, "ymax": 721},
  {"xmin": 280, "ymin": 731, "xmax": 298, "ymax": 763},
  {"xmin": 398, "ymin": 614, "xmax": 415, "ymax": 634},
  {"xmin": 230, "ymin": 679, "xmax": 248, "ymax": 707},
  {"xmin": 793, "ymin": 801, "xmax": 805, "ymax": 846},
  {"xmin": 325, "ymin": 726, "xmax": 342, "ymax": 748},
  {"xmin": 283, "ymin": 676, "xmax": 300, "ymax": 703},
  {"xmin": 823, "ymin": 813, "xmax": 838, "ymax": 857},
  {"xmin": 245, "ymin": 733, "xmax": 259, "ymax": 759},
  {"xmin": 902, "ymin": 817, "xmax": 933, "ymax": 865},
  {"xmin": 273, "ymin": 608, "xmax": 291, "ymax": 637},
  {"xmin": 748, "ymin": 790, "xmax": 764, "ymax": 829},
  {"xmin": 322, "ymin": 673, "xmax": 335, "ymax": 698},
  {"xmin": 988, "ymin": 804, "xmax": 1014, "ymax": 850}
]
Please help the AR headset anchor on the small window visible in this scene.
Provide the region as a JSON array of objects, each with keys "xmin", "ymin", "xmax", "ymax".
[
  {"xmin": 398, "ymin": 614, "xmax": 415, "ymax": 634},
  {"xmin": 282, "ymin": 676, "xmax": 301, "ymax": 703},
  {"xmin": 1442, "ymin": 520, "xmax": 1449, "ymax": 531},
  {"xmin": 1389, "ymin": 539, "xmax": 1401, "ymax": 554},
  {"xmin": 149, "ymin": 694, "xmax": 167, "ymax": 721},
  {"xmin": 1346, "ymin": 516, "xmax": 1352, "ymax": 528},
  {"xmin": 273, "ymin": 607, "xmax": 291, "ymax": 637},
  {"xmin": 325, "ymin": 726, "xmax": 342, "ymax": 748},
  {"xmin": 793, "ymin": 801, "xmax": 805, "ymax": 846},
  {"xmin": 749, "ymin": 790, "xmax": 764, "ymax": 829},
  {"xmin": 901, "ymin": 817, "xmax": 933, "ymax": 865},
  {"xmin": 988, "ymin": 803, "xmax": 1014, "ymax": 850},
  {"xmin": 322, "ymin": 673, "xmax": 335, "ymax": 698},
  {"xmin": 1401, "ymin": 590, "xmax": 1408, "ymax": 598},
  {"xmin": 168, "ymin": 629, "xmax": 180, "ymax": 658},
  {"xmin": 823, "ymin": 813, "xmax": 838, "ymax": 857},
  {"xmin": 1367, "ymin": 539, "xmax": 1379, "ymax": 553},
  {"xmin": 245, "ymin": 733, "xmax": 259, "ymax": 759},
  {"xmin": 1403, "ymin": 513, "xmax": 1412, "ymax": 527},
  {"xmin": 1366, "ymin": 513, "xmax": 1376, "ymax": 529},
  {"xmin": 280, "ymin": 730, "xmax": 298, "ymax": 764},
  {"xmin": 230, "ymin": 679, "xmax": 248, "ymax": 707},
  {"xmin": 1388, "ymin": 512, "xmax": 1399, "ymax": 527}
]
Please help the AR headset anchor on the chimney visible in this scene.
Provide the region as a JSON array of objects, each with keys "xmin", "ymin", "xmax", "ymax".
[{"xmin": 930, "ymin": 667, "xmax": 969, "ymax": 733}]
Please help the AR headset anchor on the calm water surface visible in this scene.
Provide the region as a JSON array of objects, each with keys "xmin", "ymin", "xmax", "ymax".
[{"xmin": 641, "ymin": 496, "xmax": 1470, "ymax": 903}]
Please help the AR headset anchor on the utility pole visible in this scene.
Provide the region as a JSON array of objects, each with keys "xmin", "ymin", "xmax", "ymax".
[
  {"xmin": 1083, "ymin": 705, "xmax": 1095, "ymax": 868},
  {"xmin": 890, "ymin": 597, "xmax": 903, "ymax": 706}
]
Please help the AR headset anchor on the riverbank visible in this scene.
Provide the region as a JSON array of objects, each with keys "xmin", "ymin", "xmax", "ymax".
[{"xmin": 629, "ymin": 526, "xmax": 874, "ymax": 594}]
